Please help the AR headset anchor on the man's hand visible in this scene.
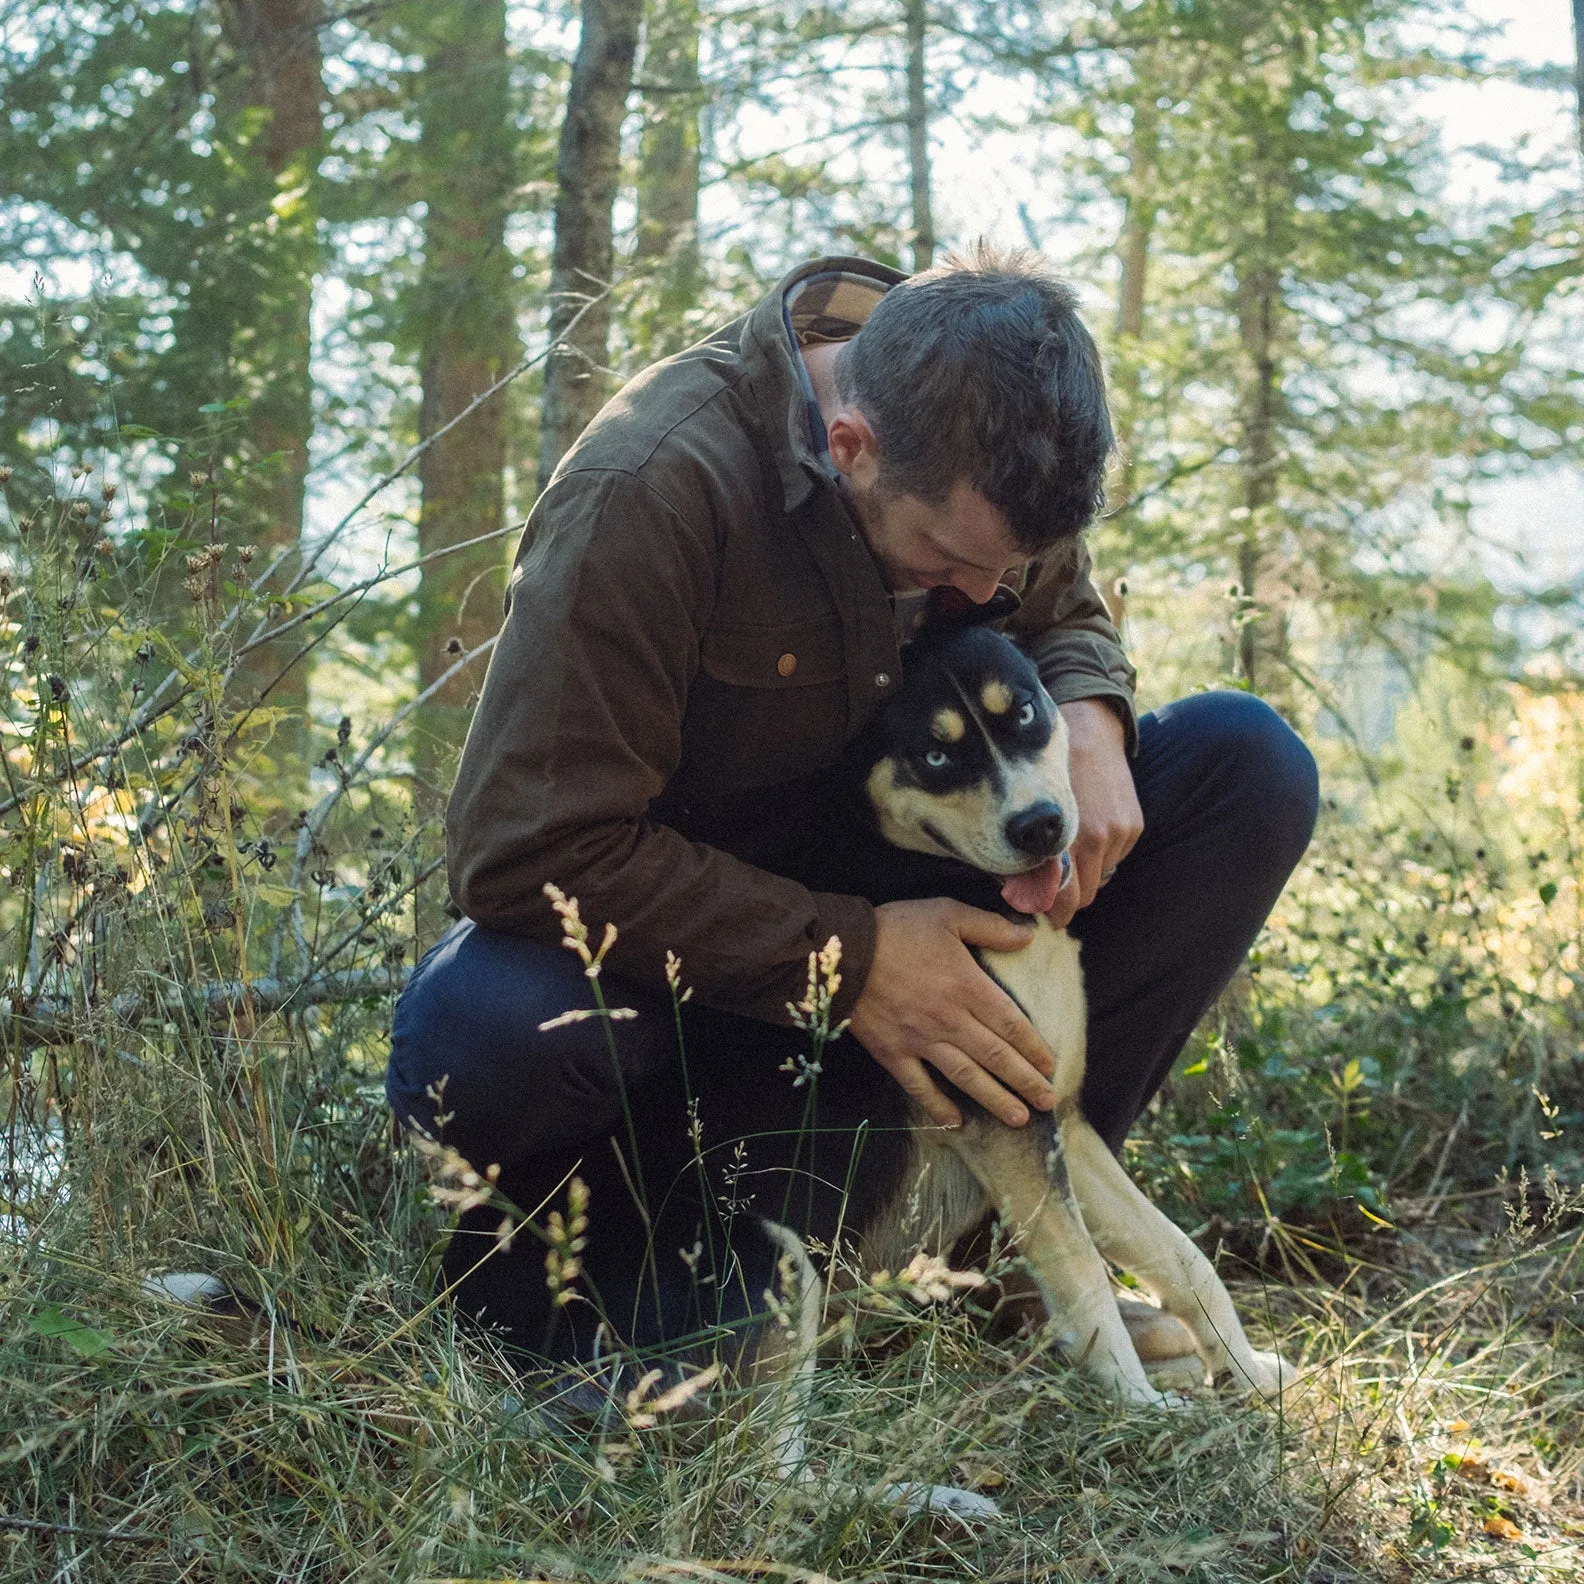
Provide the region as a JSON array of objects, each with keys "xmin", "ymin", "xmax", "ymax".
[
  {"xmin": 847, "ymin": 898, "xmax": 1056, "ymax": 1130},
  {"xmin": 1044, "ymin": 698, "xmax": 1143, "ymax": 930}
]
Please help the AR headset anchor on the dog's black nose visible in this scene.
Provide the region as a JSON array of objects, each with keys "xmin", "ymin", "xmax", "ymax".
[{"xmin": 1005, "ymin": 801, "xmax": 1065, "ymax": 858}]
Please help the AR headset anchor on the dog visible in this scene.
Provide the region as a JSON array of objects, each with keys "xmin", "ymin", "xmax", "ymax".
[
  {"xmin": 458, "ymin": 621, "xmax": 1289, "ymax": 1492},
  {"xmin": 813, "ymin": 621, "xmax": 1289, "ymax": 1407}
]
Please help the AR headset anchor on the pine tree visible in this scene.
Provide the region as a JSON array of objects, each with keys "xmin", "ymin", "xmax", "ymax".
[{"xmin": 1064, "ymin": 0, "xmax": 1583, "ymax": 712}]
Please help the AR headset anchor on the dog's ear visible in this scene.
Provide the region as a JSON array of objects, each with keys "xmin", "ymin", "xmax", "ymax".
[{"xmin": 920, "ymin": 583, "xmax": 1021, "ymax": 638}]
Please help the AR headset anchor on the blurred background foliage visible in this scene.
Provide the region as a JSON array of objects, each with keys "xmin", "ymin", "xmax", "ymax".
[{"xmin": 1, "ymin": 0, "xmax": 1581, "ymax": 1364}]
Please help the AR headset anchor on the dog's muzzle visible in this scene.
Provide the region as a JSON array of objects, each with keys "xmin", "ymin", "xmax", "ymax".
[{"xmin": 1004, "ymin": 801, "xmax": 1067, "ymax": 860}]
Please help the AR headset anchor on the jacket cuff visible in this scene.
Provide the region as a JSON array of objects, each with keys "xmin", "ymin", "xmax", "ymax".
[{"xmin": 1042, "ymin": 672, "xmax": 1139, "ymax": 757}]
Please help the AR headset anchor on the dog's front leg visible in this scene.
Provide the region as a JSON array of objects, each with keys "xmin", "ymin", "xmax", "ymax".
[
  {"xmin": 1061, "ymin": 1118, "xmax": 1291, "ymax": 1398},
  {"xmin": 946, "ymin": 1116, "xmax": 1172, "ymax": 1407}
]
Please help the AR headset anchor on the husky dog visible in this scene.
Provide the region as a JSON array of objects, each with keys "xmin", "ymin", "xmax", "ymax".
[{"xmin": 826, "ymin": 622, "xmax": 1288, "ymax": 1406}]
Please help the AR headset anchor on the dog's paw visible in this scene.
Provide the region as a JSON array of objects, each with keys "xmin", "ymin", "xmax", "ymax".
[
  {"xmin": 879, "ymin": 1481, "xmax": 1002, "ymax": 1521},
  {"xmin": 1227, "ymin": 1348, "xmax": 1297, "ymax": 1399},
  {"xmin": 1144, "ymin": 1351, "xmax": 1210, "ymax": 1395},
  {"xmin": 1112, "ymin": 1380, "xmax": 1198, "ymax": 1413}
]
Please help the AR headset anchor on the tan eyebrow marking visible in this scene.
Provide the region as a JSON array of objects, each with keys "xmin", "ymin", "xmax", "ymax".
[
  {"xmin": 931, "ymin": 707, "xmax": 966, "ymax": 743},
  {"xmin": 980, "ymin": 680, "xmax": 1013, "ymax": 715}
]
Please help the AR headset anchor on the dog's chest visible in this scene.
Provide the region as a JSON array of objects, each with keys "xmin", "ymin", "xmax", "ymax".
[
  {"xmin": 852, "ymin": 921, "xmax": 1087, "ymax": 1274},
  {"xmin": 981, "ymin": 921, "xmax": 1087, "ymax": 1102}
]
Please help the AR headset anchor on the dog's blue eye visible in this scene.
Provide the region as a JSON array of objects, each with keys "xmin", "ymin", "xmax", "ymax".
[
  {"xmin": 1017, "ymin": 700, "xmax": 1036, "ymax": 728},
  {"xmin": 924, "ymin": 748, "xmax": 950, "ymax": 769}
]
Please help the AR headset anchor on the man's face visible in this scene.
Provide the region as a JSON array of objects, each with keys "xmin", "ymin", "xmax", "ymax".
[
  {"xmin": 848, "ymin": 476, "xmax": 1026, "ymax": 605},
  {"xmin": 823, "ymin": 406, "xmax": 1027, "ymax": 604}
]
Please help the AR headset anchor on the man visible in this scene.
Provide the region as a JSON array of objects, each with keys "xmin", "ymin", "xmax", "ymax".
[{"xmin": 387, "ymin": 246, "xmax": 1318, "ymax": 1359}]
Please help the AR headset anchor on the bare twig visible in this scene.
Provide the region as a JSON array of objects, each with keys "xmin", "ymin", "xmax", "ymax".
[
  {"xmin": 307, "ymin": 852, "xmax": 448, "ymax": 980},
  {"xmin": 270, "ymin": 637, "xmax": 495, "ymax": 977},
  {"xmin": 10, "ymin": 967, "xmax": 412, "ymax": 1048},
  {"xmin": 276, "ymin": 284, "xmax": 613, "ymax": 603},
  {"xmin": 0, "ymin": 1514, "xmax": 162, "ymax": 1545}
]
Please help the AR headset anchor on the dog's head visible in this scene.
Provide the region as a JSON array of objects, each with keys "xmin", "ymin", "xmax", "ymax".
[{"xmin": 858, "ymin": 625, "xmax": 1078, "ymax": 916}]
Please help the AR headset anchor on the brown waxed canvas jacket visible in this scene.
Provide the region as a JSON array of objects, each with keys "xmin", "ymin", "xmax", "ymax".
[{"xmin": 446, "ymin": 256, "xmax": 1137, "ymax": 1027}]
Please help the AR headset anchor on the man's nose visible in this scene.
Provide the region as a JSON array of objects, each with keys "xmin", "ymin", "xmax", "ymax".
[{"xmin": 951, "ymin": 567, "xmax": 1004, "ymax": 604}]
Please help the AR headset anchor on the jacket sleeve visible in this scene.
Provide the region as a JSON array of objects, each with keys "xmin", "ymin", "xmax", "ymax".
[
  {"xmin": 445, "ymin": 466, "xmax": 877, "ymax": 1026},
  {"xmin": 1003, "ymin": 535, "xmax": 1139, "ymax": 755}
]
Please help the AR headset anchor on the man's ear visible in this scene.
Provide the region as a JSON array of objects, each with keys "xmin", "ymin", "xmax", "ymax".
[{"xmin": 826, "ymin": 409, "xmax": 880, "ymax": 489}]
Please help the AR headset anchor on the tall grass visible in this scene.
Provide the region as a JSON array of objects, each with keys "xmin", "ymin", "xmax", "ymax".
[{"xmin": 3, "ymin": 437, "xmax": 1582, "ymax": 1579}]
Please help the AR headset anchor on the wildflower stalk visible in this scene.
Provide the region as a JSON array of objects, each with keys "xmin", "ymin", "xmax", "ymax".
[
  {"xmin": 779, "ymin": 934, "xmax": 848, "ymax": 1229},
  {"xmin": 542, "ymin": 883, "xmax": 662, "ymax": 1332},
  {"xmin": 665, "ymin": 950, "xmax": 720, "ymax": 1312}
]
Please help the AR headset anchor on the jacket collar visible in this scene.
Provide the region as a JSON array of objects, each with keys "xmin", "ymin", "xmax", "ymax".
[{"xmin": 742, "ymin": 256, "xmax": 908, "ymax": 513}]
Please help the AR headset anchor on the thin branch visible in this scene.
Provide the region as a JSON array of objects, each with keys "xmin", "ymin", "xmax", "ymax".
[
  {"xmin": 0, "ymin": 1514, "xmax": 162, "ymax": 1545},
  {"xmin": 271, "ymin": 637, "xmax": 496, "ymax": 977},
  {"xmin": 10, "ymin": 967, "xmax": 412, "ymax": 1048},
  {"xmin": 229, "ymin": 523, "xmax": 523, "ymax": 666},
  {"xmin": 307, "ymin": 852, "xmax": 448, "ymax": 980},
  {"xmin": 277, "ymin": 285, "xmax": 612, "ymax": 603}
]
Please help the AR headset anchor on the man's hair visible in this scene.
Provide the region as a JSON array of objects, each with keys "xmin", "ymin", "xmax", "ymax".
[{"xmin": 833, "ymin": 241, "xmax": 1114, "ymax": 551}]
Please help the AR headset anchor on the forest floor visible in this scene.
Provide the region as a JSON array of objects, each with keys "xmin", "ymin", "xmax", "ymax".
[{"xmin": 3, "ymin": 1150, "xmax": 1581, "ymax": 1584}]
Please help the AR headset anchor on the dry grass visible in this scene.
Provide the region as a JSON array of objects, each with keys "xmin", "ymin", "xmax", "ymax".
[{"xmin": 3, "ymin": 1106, "xmax": 1581, "ymax": 1584}]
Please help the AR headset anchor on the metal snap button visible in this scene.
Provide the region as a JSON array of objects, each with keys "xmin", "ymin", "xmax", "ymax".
[
  {"xmin": 874, "ymin": 672, "xmax": 890, "ymax": 688},
  {"xmin": 777, "ymin": 652, "xmax": 798, "ymax": 677}
]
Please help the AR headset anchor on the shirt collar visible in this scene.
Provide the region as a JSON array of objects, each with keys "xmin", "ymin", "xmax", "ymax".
[
  {"xmin": 782, "ymin": 269, "xmax": 893, "ymax": 480},
  {"xmin": 742, "ymin": 256, "xmax": 907, "ymax": 513}
]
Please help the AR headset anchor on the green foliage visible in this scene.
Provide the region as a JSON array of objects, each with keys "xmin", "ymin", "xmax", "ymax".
[{"xmin": 1069, "ymin": 0, "xmax": 1584, "ymax": 699}]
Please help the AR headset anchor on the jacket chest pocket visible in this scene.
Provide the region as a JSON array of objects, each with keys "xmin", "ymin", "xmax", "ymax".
[{"xmin": 677, "ymin": 616, "xmax": 849, "ymax": 798}]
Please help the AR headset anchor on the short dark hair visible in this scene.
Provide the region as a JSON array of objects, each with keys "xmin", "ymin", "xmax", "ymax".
[{"xmin": 834, "ymin": 242, "xmax": 1114, "ymax": 551}]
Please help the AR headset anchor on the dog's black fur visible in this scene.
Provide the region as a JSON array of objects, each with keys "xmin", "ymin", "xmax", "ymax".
[{"xmin": 446, "ymin": 621, "xmax": 1067, "ymax": 1369}]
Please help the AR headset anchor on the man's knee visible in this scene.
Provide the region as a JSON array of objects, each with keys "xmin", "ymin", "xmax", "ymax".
[
  {"xmin": 386, "ymin": 918, "xmax": 674, "ymax": 1171},
  {"xmin": 1154, "ymin": 690, "xmax": 1319, "ymax": 867}
]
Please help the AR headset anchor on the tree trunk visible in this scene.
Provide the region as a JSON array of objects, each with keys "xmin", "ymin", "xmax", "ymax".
[
  {"xmin": 411, "ymin": 0, "xmax": 520, "ymax": 830},
  {"xmin": 1573, "ymin": 0, "xmax": 1584, "ymax": 160},
  {"xmin": 216, "ymin": 0, "xmax": 324, "ymax": 808},
  {"xmin": 904, "ymin": 0, "xmax": 935, "ymax": 272},
  {"xmin": 1234, "ymin": 245, "xmax": 1289, "ymax": 702},
  {"xmin": 538, "ymin": 0, "xmax": 644, "ymax": 492},
  {"xmin": 635, "ymin": 0, "xmax": 703, "ymax": 355},
  {"xmin": 1111, "ymin": 81, "xmax": 1159, "ymax": 515}
]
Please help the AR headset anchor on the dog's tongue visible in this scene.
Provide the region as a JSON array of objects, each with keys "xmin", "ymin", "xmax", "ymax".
[{"xmin": 1000, "ymin": 854, "xmax": 1067, "ymax": 917}]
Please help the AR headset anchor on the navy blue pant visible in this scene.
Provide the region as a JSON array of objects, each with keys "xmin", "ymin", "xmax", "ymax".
[{"xmin": 387, "ymin": 691, "xmax": 1317, "ymax": 1353}]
